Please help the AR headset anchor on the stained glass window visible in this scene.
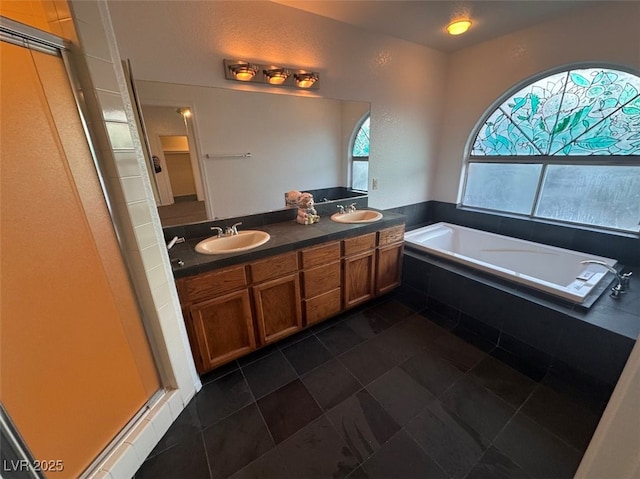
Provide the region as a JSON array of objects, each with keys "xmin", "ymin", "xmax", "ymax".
[
  {"xmin": 463, "ymin": 66, "xmax": 640, "ymax": 232},
  {"xmin": 472, "ymin": 68, "xmax": 640, "ymax": 156},
  {"xmin": 352, "ymin": 116, "xmax": 369, "ymax": 191}
]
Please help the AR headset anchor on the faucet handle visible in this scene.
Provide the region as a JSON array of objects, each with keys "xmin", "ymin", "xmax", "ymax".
[
  {"xmin": 336, "ymin": 205, "xmax": 345, "ymax": 214},
  {"xmin": 226, "ymin": 222, "xmax": 242, "ymax": 236},
  {"xmin": 210, "ymin": 226, "xmax": 223, "ymax": 237},
  {"xmin": 346, "ymin": 203, "xmax": 357, "ymax": 213}
]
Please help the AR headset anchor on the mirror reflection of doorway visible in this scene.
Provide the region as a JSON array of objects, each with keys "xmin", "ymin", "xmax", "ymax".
[
  {"xmin": 157, "ymin": 135, "xmax": 206, "ymax": 224},
  {"xmin": 140, "ymin": 105, "xmax": 208, "ymax": 225}
]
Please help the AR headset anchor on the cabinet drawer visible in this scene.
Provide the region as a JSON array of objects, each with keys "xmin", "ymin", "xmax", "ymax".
[
  {"xmin": 300, "ymin": 241, "xmax": 341, "ymax": 269},
  {"xmin": 179, "ymin": 265, "xmax": 247, "ymax": 303},
  {"xmin": 304, "ymin": 288, "xmax": 342, "ymax": 326},
  {"xmin": 343, "ymin": 233, "xmax": 376, "ymax": 256},
  {"xmin": 378, "ymin": 224, "xmax": 405, "ymax": 246},
  {"xmin": 302, "ymin": 262, "xmax": 341, "ymax": 298},
  {"xmin": 250, "ymin": 251, "xmax": 298, "ymax": 283}
]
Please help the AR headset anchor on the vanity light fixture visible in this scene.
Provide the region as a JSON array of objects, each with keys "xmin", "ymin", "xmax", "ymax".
[
  {"xmin": 293, "ymin": 71, "xmax": 319, "ymax": 89},
  {"xmin": 226, "ymin": 61, "xmax": 260, "ymax": 81},
  {"xmin": 223, "ymin": 59, "xmax": 320, "ymax": 90},
  {"xmin": 263, "ymin": 67, "xmax": 290, "ymax": 85},
  {"xmin": 447, "ymin": 19, "xmax": 472, "ymax": 35}
]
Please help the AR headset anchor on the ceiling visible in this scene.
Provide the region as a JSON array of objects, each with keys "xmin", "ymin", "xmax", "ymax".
[{"xmin": 272, "ymin": 0, "xmax": 598, "ymax": 53}]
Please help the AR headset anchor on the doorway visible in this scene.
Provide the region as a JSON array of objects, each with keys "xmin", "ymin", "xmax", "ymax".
[
  {"xmin": 141, "ymin": 105, "xmax": 208, "ymax": 226},
  {"xmin": 158, "ymin": 134, "xmax": 207, "ymax": 224}
]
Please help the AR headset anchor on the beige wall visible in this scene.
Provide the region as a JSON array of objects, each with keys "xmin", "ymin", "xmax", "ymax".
[
  {"xmin": 435, "ymin": 1, "xmax": 640, "ymax": 203},
  {"xmin": 108, "ymin": 0, "xmax": 448, "ymax": 211}
]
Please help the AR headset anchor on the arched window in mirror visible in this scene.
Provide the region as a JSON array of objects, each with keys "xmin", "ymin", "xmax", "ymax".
[
  {"xmin": 351, "ymin": 115, "xmax": 370, "ymax": 191},
  {"xmin": 461, "ymin": 65, "xmax": 640, "ymax": 232}
]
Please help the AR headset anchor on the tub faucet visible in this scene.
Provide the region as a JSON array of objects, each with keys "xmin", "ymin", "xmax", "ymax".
[
  {"xmin": 580, "ymin": 260, "xmax": 632, "ymax": 298},
  {"xmin": 166, "ymin": 236, "xmax": 185, "ymax": 250}
]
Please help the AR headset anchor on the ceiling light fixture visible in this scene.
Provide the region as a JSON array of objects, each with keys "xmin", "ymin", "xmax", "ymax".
[
  {"xmin": 447, "ymin": 19, "xmax": 472, "ymax": 35},
  {"xmin": 223, "ymin": 59, "xmax": 320, "ymax": 90}
]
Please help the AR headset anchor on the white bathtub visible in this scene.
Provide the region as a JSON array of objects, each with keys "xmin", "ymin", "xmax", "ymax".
[{"xmin": 404, "ymin": 222, "xmax": 617, "ymax": 304}]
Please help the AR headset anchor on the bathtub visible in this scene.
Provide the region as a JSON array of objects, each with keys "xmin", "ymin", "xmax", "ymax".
[{"xmin": 404, "ymin": 222, "xmax": 618, "ymax": 304}]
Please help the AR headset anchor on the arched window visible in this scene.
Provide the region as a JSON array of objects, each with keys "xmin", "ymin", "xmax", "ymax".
[
  {"xmin": 461, "ymin": 65, "xmax": 640, "ymax": 232},
  {"xmin": 351, "ymin": 115, "xmax": 370, "ymax": 191}
]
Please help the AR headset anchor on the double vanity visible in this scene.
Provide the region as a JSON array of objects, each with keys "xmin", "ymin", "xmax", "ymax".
[{"xmin": 167, "ymin": 209, "xmax": 406, "ymax": 374}]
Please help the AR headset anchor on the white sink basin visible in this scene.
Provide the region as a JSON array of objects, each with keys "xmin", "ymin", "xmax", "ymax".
[
  {"xmin": 195, "ymin": 230, "xmax": 270, "ymax": 255},
  {"xmin": 330, "ymin": 210, "xmax": 383, "ymax": 224}
]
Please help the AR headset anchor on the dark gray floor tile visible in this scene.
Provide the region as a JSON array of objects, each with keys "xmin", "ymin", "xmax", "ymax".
[
  {"xmin": 346, "ymin": 466, "xmax": 370, "ymax": 479},
  {"xmin": 396, "ymin": 313, "xmax": 449, "ymax": 345},
  {"xmin": 405, "ymin": 398, "xmax": 489, "ymax": 479},
  {"xmin": 136, "ymin": 434, "xmax": 210, "ymax": 479},
  {"xmin": 367, "ymin": 322, "xmax": 429, "ymax": 363},
  {"xmin": 196, "ymin": 369, "xmax": 253, "ymax": 428},
  {"xmin": 365, "ymin": 299, "xmax": 416, "ymax": 325},
  {"xmin": 316, "ymin": 322, "xmax": 365, "ymax": 355},
  {"xmin": 236, "ymin": 344, "xmax": 279, "ymax": 367},
  {"xmin": 543, "ymin": 362, "xmax": 612, "ymax": 413},
  {"xmin": 149, "ymin": 400, "xmax": 201, "ymax": 458},
  {"xmin": 469, "ymin": 355, "xmax": 537, "ymax": 408},
  {"xmin": 338, "ymin": 339, "xmax": 399, "ymax": 386},
  {"xmin": 228, "ymin": 447, "xmax": 291, "ymax": 479},
  {"xmin": 520, "ymin": 384, "xmax": 600, "ymax": 451},
  {"xmin": 493, "ymin": 412, "xmax": 582, "ymax": 479},
  {"xmin": 257, "ymin": 379, "xmax": 322, "ymax": 444},
  {"xmin": 203, "ymin": 403, "xmax": 274, "ymax": 479},
  {"xmin": 343, "ymin": 310, "xmax": 392, "ymax": 339},
  {"xmin": 302, "ymin": 359, "xmax": 362, "ymax": 411},
  {"xmin": 441, "ymin": 375, "xmax": 515, "ymax": 442},
  {"xmin": 309, "ymin": 314, "xmax": 347, "ymax": 334},
  {"xmin": 362, "ymin": 430, "xmax": 447, "ymax": 479},
  {"xmin": 200, "ymin": 361, "xmax": 239, "ymax": 385},
  {"xmin": 366, "ymin": 367, "xmax": 435, "ymax": 426},
  {"xmin": 465, "ymin": 446, "xmax": 531, "ymax": 479},
  {"xmin": 400, "ymin": 348, "xmax": 463, "ymax": 398},
  {"xmin": 275, "ymin": 328, "xmax": 314, "ymax": 349},
  {"xmin": 326, "ymin": 390, "xmax": 400, "ymax": 463},
  {"xmin": 281, "ymin": 335, "xmax": 333, "ymax": 375},
  {"xmin": 491, "ymin": 344, "xmax": 549, "ymax": 382},
  {"xmin": 277, "ymin": 416, "xmax": 359, "ymax": 479},
  {"xmin": 430, "ymin": 331, "xmax": 487, "ymax": 372},
  {"xmin": 242, "ymin": 349, "xmax": 297, "ymax": 399}
]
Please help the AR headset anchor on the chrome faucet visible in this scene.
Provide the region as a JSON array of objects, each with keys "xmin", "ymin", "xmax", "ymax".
[
  {"xmin": 166, "ymin": 236, "xmax": 185, "ymax": 250},
  {"xmin": 225, "ymin": 222, "xmax": 242, "ymax": 236},
  {"xmin": 336, "ymin": 205, "xmax": 345, "ymax": 214},
  {"xmin": 210, "ymin": 226, "xmax": 223, "ymax": 237},
  {"xmin": 346, "ymin": 203, "xmax": 357, "ymax": 213},
  {"xmin": 580, "ymin": 260, "xmax": 632, "ymax": 298}
]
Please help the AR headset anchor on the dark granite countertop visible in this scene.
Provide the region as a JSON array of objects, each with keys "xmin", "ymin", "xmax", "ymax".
[{"xmin": 168, "ymin": 210, "xmax": 406, "ymax": 279}]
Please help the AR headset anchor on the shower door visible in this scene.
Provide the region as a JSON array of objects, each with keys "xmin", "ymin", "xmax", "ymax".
[{"xmin": 1, "ymin": 34, "xmax": 160, "ymax": 478}]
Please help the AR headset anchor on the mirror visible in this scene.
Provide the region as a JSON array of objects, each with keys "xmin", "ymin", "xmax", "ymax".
[{"xmin": 136, "ymin": 80, "xmax": 370, "ymax": 226}]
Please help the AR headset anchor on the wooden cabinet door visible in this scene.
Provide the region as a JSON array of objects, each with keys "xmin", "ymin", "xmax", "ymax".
[
  {"xmin": 253, "ymin": 273, "xmax": 302, "ymax": 345},
  {"xmin": 189, "ymin": 289, "xmax": 255, "ymax": 372},
  {"xmin": 343, "ymin": 250, "xmax": 376, "ymax": 309},
  {"xmin": 376, "ymin": 242, "xmax": 404, "ymax": 295}
]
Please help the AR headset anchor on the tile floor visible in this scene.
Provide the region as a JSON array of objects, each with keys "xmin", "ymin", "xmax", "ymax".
[{"xmin": 135, "ymin": 296, "xmax": 604, "ymax": 479}]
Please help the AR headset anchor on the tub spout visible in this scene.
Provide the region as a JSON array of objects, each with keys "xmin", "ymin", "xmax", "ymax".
[{"xmin": 580, "ymin": 260, "xmax": 627, "ymax": 298}]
